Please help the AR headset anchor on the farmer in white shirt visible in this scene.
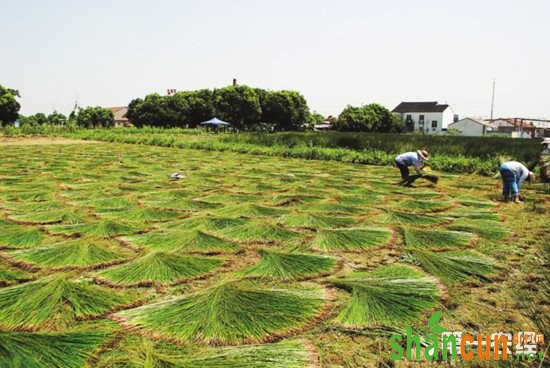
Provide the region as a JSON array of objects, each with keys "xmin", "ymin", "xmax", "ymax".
[
  {"xmin": 394, "ymin": 150, "xmax": 429, "ymax": 185},
  {"xmin": 499, "ymin": 161, "xmax": 534, "ymax": 203}
]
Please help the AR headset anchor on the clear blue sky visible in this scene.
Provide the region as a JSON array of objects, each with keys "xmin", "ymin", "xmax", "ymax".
[{"xmin": 2, "ymin": 0, "xmax": 549, "ymax": 119}]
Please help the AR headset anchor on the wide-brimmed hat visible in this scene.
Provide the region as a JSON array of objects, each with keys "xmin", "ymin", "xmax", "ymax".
[
  {"xmin": 541, "ymin": 137, "xmax": 550, "ymax": 144},
  {"xmin": 417, "ymin": 150, "xmax": 429, "ymax": 160}
]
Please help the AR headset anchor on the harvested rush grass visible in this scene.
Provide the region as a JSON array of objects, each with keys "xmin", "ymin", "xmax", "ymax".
[
  {"xmin": 220, "ymin": 220, "xmax": 302, "ymax": 243},
  {"xmin": 214, "ymin": 204, "xmax": 288, "ymax": 218},
  {"xmin": 280, "ymin": 213, "xmax": 357, "ymax": 228},
  {"xmin": 118, "ymin": 280, "xmax": 325, "ymax": 344},
  {"xmin": 47, "ymin": 219, "xmax": 142, "ymax": 238},
  {"xmin": 408, "ymin": 250, "xmax": 496, "ymax": 285},
  {"xmin": 121, "ymin": 230, "xmax": 241, "ymax": 253},
  {"xmin": 389, "ymin": 199, "xmax": 452, "ymax": 212},
  {"xmin": 6, "ymin": 238, "xmax": 130, "ymax": 269},
  {"xmin": 402, "ymin": 227, "xmax": 476, "ymax": 250},
  {"xmin": 95, "ymin": 251, "xmax": 223, "ymax": 286},
  {"xmin": 0, "ymin": 330, "xmax": 106, "ymax": 368},
  {"xmin": 159, "ymin": 216, "xmax": 247, "ymax": 232},
  {"xmin": 0, "ymin": 260, "xmax": 29, "ymax": 285},
  {"xmin": 0, "ymin": 226, "xmax": 43, "ymax": 248},
  {"xmin": 331, "ymin": 265, "xmax": 439, "ymax": 327},
  {"xmin": 380, "ymin": 209, "xmax": 448, "ymax": 226},
  {"xmin": 447, "ymin": 218, "xmax": 508, "ymax": 242},
  {"xmin": 95, "ymin": 335, "xmax": 311, "ymax": 368},
  {"xmin": 97, "ymin": 208, "xmax": 182, "ymax": 223},
  {"xmin": 240, "ymin": 250, "xmax": 337, "ymax": 280},
  {"xmin": 0, "ymin": 274, "xmax": 137, "ymax": 329},
  {"xmin": 8, "ymin": 209, "xmax": 84, "ymax": 224},
  {"xmin": 311, "ymin": 227, "xmax": 391, "ymax": 252}
]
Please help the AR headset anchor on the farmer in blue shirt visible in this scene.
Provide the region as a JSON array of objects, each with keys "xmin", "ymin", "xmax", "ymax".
[
  {"xmin": 394, "ymin": 150, "xmax": 429, "ymax": 185},
  {"xmin": 499, "ymin": 161, "xmax": 534, "ymax": 203}
]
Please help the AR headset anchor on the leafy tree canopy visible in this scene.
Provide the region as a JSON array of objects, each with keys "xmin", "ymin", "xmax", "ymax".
[
  {"xmin": 336, "ymin": 103, "xmax": 403, "ymax": 133},
  {"xmin": 76, "ymin": 106, "xmax": 114, "ymax": 128},
  {"xmin": 0, "ymin": 84, "xmax": 21, "ymax": 125}
]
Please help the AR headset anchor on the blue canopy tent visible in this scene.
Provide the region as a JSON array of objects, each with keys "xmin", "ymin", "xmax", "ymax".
[{"xmin": 200, "ymin": 117, "xmax": 231, "ymax": 127}]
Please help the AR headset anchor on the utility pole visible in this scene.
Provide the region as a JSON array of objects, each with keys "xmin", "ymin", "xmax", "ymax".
[{"xmin": 490, "ymin": 78, "xmax": 495, "ymax": 120}]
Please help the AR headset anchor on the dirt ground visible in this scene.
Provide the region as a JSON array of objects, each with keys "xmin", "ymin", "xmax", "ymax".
[{"xmin": 0, "ymin": 137, "xmax": 101, "ymax": 146}]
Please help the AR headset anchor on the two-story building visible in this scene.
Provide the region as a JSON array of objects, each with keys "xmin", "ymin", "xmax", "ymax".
[{"xmin": 392, "ymin": 101, "xmax": 455, "ymax": 134}]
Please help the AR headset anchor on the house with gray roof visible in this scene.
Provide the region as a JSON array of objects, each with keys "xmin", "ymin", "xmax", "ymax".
[{"xmin": 392, "ymin": 101, "xmax": 455, "ymax": 134}]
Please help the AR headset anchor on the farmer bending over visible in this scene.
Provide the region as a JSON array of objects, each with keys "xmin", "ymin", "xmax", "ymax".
[
  {"xmin": 394, "ymin": 150, "xmax": 429, "ymax": 185},
  {"xmin": 499, "ymin": 161, "xmax": 533, "ymax": 203}
]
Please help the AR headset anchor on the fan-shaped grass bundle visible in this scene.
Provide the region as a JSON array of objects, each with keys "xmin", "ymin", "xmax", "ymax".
[
  {"xmin": 7, "ymin": 238, "xmax": 130, "ymax": 269},
  {"xmin": 306, "ymin": 203, "xmax": 364, "ymax": 215},
  {"xmin": 98, "ymin": 208, "xmax": 182, "ymax": 223},
  {"xmin": 402, "ymin": 228, "xmax": 475, "ymax": 250},
  {"xmin": 444, "ymin": 208, "xmax": 500, "ymax": 221},
  {"xmin": 142, "ymin": 198, "xmax": 222, "ymax": 211},
  {"xmin": 447, "ymin": 218, "xmax": 508, "ymax": 241},
  {"xmin": 408, "ymin": 250, "xmax": 497, "ymax": 285},
  {"xmin": 199, "ymin": 193, "xmax": 260, "ymax": 204},
  {"xmin": 220, "ymin": 220, "xmax": 301, "ymax": 243},
  {"xmin": 47, "ymin": 219, "xmax": 142, "ymax": 238},
  {"xmin": 214, "ymin": 204, "xmax": 288, "ymax": 218},
  {"xmin": 280, "ymin": 213, "xmax": 357, "ymax": 228},
  {"xmin": 72, "ymin": 197, "xmax": 137, "ymax": 212},
  {"xmin": 330, "ymin": 265, "xmax": 439, "ymax": 327},
  {"xmin": 3, "ymin": 201, "xmax": 66, "ymax": 212},
  {"xmin": 0, "ymin": 275, "xmax": 137, "ymax": 329},
  {"xmin": 121, "ymin": 230, "xmax": 241, "ymax": 253},
  {"xmin": 95, "ymin": 251, "xmax": 223, "ymax": 286},
  {"xmin": 268, "ymin": 194, "xmax": 323, "ymax": 206},
  {"xmin": 118, "ymin": 280, "xmax": 325, "ymax": 344},
  {"xmin": 240, "ymin": 250, "xmax": 337, "ymax": 280},
  {"xmin": 139, "ymin": 190, "xmax": 195, "ymax": 201},
  {"xmin": 0, "ymin": 226, "xmax": 43, "ymax": 248},
  {"xmin": 96, "ymin": 336, "xmax": 310, "ymax": 368},
  {"xmin": 333, "ymin": 195, "xmax": 385, "ymax": 206},
  {"xmin": 389, "ymin": 199, "xmax": 452, "ymax": 212},
  {"xmin": 0, "ymin": 330, "xmax": 106, "ymax": 368},
  {"xmin": 0, "ymin": 260, "xmax": 29, "ymax": 285},
  {"xmin": 457, "ymin": 199, "xmax": 496, "ymax": 209},
  {"xmin": 311, "ymin": 227, "xmax": 391, "ymax": 252},
  {"xmin": 9, "ymin": 208, "xmax": 84, "ymax": 224},
  {"xmin": 4, "ymin": 191, "xmax": 56, "ymax": 202},
  {"xmin": 380, "ymin": 209, "xmax": 448, "ymax": 226},
  {"xmin": 159, "ymin": 216, "xmax": 247, "ymax": 232}
]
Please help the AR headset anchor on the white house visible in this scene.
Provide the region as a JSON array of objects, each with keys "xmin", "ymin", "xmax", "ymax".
[
  {"xmin": 447, "ymin": 118, "xmax": 495, "ymax": 136},
  {"xmin": 392, "ymin": 101, "xmax": 455, "ymax": 134}
]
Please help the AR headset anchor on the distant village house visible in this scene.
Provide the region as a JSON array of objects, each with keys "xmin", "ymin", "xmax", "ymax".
[
  {"xmin": 392, "ymin": 101, "xmax": 456, "ymax": 134},
  {"xmin": 107, "ymin": 107, "xmax": 132, "ymax": 127},
  {"xmin": 447, "ymin": 117, "xmax": 495, "ymax": 137}
]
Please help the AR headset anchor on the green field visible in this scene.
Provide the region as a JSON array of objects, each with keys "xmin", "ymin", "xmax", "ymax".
[{"xmin": 0, "ymin": 138, "xmax": 548, "ymax": 367}]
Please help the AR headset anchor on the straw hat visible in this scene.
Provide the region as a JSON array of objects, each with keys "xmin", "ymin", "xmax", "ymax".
[
  {"xmin": 417, "ymin": 150, "xmax": 429, "ymax": 160},
  {"xmin": 541, "ymin": 137, "xmax": 550, "ymax": 144}
]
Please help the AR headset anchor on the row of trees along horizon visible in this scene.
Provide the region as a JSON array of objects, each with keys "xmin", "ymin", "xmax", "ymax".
[{"xmin": 0, "ymin": 83, "xmax": 403, "ymax": 132}]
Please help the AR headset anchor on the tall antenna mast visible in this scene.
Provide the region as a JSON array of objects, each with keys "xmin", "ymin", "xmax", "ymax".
[{"xmin": 490, "ymin": 78, "xmax": 495, "ymax": 120}]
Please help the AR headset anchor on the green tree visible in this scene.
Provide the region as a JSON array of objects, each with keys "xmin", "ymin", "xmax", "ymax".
[
  {"xmin": 262, "ymin": 90, "xmax": 309, "ymax": 131},
  {"xmin": 0, "ymin": 85, "xmax": 21, "ymax": 125},
  {"xmin": 213, "ymin": 85, "xmax": 261, "ymax": 130},
  {"xmin": 76, "ymin": 106, "xmax": 114, "ymax": 128},
  {"xmin": 336, "ymin": 103, "xmax": 402, "ymax": 132},
  {"xmin": 126, "ymin": 94, "xmax": 177, "ymax": 128},
  {"xmin": 47, "ymin": 111, "xmax": 67, "ymax": 126},
  {"xmin": 170, "ymin": 89, "xmax": 214, "ymax": 127}
]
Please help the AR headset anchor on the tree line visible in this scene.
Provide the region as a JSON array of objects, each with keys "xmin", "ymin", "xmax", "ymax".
[{"xmin": 0, "ymin": 83, "xmax": 403, "ymax": 132}]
